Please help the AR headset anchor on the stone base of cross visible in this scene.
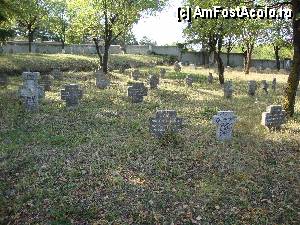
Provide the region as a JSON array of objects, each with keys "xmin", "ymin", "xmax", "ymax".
[{"xmin": 149, "ymin": 110, "xmax": 183, "ymax": 138}]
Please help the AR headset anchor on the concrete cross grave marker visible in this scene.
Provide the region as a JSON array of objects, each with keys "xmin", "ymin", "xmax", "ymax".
[
  {"xmin": 149, "ymin": 74, "xmax": 159, "ymax": 89},
  {"xmin": 160, "ymin": 68, "xmax": 166, "ymax": 78},
  {"xmin": 224, "ymin": 81, "xmax": 233, "ymax": 98},
  {"xmin": 0, "ymin": 73, "xmax": 8, "ymax": 87},
  {"xmin": 272, "ymin": 78, "xmax": 276, "ymax": 91},
  {"xmin": 149, "ymin": 110, "xmax": 183, "ymax": 138},
  {"xmin": 19, "ymin": 72, "xmax": 44, "ymax": 111},
  {"xmin": 61, "ymin": 84, "xmax": 83, "ymax": 107},
  {"xmin": 208, "ymin": 72, "xmax": 213, "ymax": 84},
  {"xmin": 52, "ymin": 67, "xmax": 63, "ymax": 80},
  {"xmin": 248, "ymin": 80, "xmax": 257, "ymax": 96},
  {"xmin": 261, "ymin": 80, "xmax": 269, "ymax": 94},
  {"xmin": 261, "ymin": 105, "xmax": 286, "ymax": 130},
  {"xmin": 128, "ymin": 82, "xmax": 148, "ymax": 103},
  {"xmin": 174, "ymin": 61, "xmax": 181, "ymax": 72},
  {"xmin": 185, "ymin": 75, "xmax": 194, "ymax": 87},
  {"xmin": 131, "ymin": 69, "xmax": 140, "ymax": 81},
  {"xmin": 95, "ymin": 70, "xmax": 110, "ymax": 89},
  {"xmin": 212, "ymin": 111, "xmax": 237, "ymax": 141},
  {"xmin": 39, "ymin": 75, "xmax": 52, "ymax": 91}
]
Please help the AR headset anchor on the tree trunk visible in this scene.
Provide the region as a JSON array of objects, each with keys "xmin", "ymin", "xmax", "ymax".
[
  {"xmin": 283, "ymin": 0, "xmax": 300, "ymax": 117},
  {"xmin": 274, "ymin": 45, "xmax": 280, "ymax": 71},
  {"xmin": 215, "ymin": 51, "xmax": 224, "ymax": 84},
  {"xmin": 28, "ymin": 28, "xmax": 34, "ymax": 53},
  {"xmin": 216, "ymin": 36, "xmax": 224, "ymax": 84},
  {"xmin": 244, "ymin": 43, "xmax": 254, "ymax": 74},
  {"xmin": 93, "ymin": 38, "xmax": 103, "ymax": 68},
  {"xmin": 226, "ymin": 47, "xmax": 230, "ymax": 66},
  {"xmin": 61, "ymin": 40, "xmax": 65, "ymax": 50},
  {"xmin": 102, "ymin": 32, "xmax": 112, "ymax": 74}
]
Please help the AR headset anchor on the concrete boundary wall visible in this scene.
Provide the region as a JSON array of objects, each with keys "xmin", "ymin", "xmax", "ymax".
[{"xmin": 0, "ymin": 41, "xmax": 291, "ymax": 70}]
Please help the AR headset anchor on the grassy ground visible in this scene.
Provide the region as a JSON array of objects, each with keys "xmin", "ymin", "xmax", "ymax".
[
  {"xmin": 0, "ymin": 65, "xmax": 299, "ymax": 224},
  {"xmin": 0, "ymin": 53, "xmax": 165, "ymax": 75}
]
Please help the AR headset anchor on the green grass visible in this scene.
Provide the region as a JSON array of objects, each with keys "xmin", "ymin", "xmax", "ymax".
[
  {"xmin": 0, "ymin": 53, "xmax": 165, "ymax": 75},
  {"xmin": 0, "ymin": 64, "xmax": 299, "ymax": 224}
]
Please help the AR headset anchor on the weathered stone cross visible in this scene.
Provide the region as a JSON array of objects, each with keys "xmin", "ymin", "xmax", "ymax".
[
  {"xmin": 261, "ymin": 105, "xmax": 286, "ymax": 130},
  {"xmin": 128, "ymin": 82, "xmax": 148, "ymax": 103}
]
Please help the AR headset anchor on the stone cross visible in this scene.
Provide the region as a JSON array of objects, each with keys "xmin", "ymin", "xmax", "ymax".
[
  {"xmin": 261, "ymin": 80, "xmax": 269, "ymax": 94},
  {"xmin": 224, "ymin": 81, "xmax": 233, "ymax": 98},
  {"xmin": 261, "ymin": 105, "xmax": 286, "ymax": 130},
  {"xmin": 174, "ymin": 61, "xmax": 181, "ymax": 72},
  {"xmin": 208, "ymin": 73, "xmax": 213, "ymax": 84},
  {"xmin": 212, "ymin": 111, "xmax": 237, "ymax": 141},
  {"xmin": 19, "ymin": 72, "xmax": 44, "ymax": 111},
  {"xmin": 149, "ymin": 110, "xmax": 183, "ymax": 138},
  {"xmin": 272, "ymin": 78, "xmax": 276, "ymax": 91},
  {"xmin": 52, "ymin": 67, "xmax": 63, "ymax": 80},
  {"xmin": 128, "ymin": 82, "xmax": 148, "ymax": 103},
  {"xmin": 131, "ymin": 69, "xmax": 140, "ymax": 80},
  {"xmin": 185, "ymin": 75, "xmax": 194, "ymax": 87},
  {"xmin": 160, "ymin": 68, "xmax": 166, "ymax": 78},
  {"xmin": 0, "ymin": 73, "xmax": 8, "ymax": 87},
  {"xmin": 39, "ymin": 75, "xmax": 52, "ymax": 91},
  {"xmin": 95, "ymin": 70, "xmax": 110, "ymax": 89},
  {"xmin": 248, "ymin": 80, "xmax": 257, "ymax": 96},
  {"xmin": 61, "ymin": 84, "xmax": 83, "ymax": 107},
  {"xmin": 149, "ymin": 74, "xmax": 159, "ymax": 89}
]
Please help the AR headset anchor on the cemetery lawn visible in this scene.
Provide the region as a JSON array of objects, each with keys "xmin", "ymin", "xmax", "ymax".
[
  {"xmin": 0, "ymin": 53, "xmax": 165, "ymax": 75},
  {"xmin": 1, "ymin": 65, "xmax": 299, "ymax": 224}
]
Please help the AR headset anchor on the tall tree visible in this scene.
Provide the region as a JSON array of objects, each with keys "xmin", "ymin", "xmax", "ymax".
[
  {"xmin": 282, "ymin": 0, "xmax": 299, "ymax": 116},
  {"xmin": 184, "ymin": 0, "xmax": 240, "ymax": 84},
  {"xmin": 242, "ymin": 0, "xmax": 296, "ymax": 116},
  {"xmin": 239, "ymin": 18, "xmax": 267, "ymax": 74},
  {"xmin": 68, "ymin": 0, "xmax": 167, "ymax": 73},
  {"xmin": 44, "ymin": 0, "xmax": 69, "ymax": 51},
  {"xmin": 223, "ymin": 35, "xmax": 237, "ymax": 67},
  {"xmin": 12, "ymin": 0, "xmax": 48, "ymax": 52},
  {"xmin": 261, "ymin": 19, "xmax": 292, "ymax": 70},
  {"xmin": 0, "ymin": 0, "xmax": 13, "ymax": 23},
  {"xmin": 0, "ymin": 0, "xmax": 15, "ymax": 43}
]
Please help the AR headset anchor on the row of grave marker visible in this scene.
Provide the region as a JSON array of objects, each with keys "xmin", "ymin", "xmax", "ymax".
[
  {"xmin": 6, "ymin": 67, "xmax": 284, "ymax": 110},
  {"xmin": 15, "ymin": 71, "xmax": 287, "ymax": 141}
]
